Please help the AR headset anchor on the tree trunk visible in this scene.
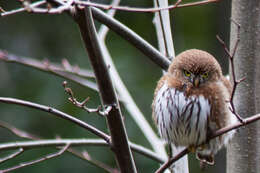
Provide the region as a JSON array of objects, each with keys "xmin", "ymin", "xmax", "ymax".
[{"xmin": 227, "ymin": 1, "xmax": 260, "ymax": 173}]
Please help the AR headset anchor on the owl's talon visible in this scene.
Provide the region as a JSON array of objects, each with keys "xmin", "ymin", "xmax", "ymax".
[
  {"xmin": 188, "ymin": 146, "xmax": 196, "ymax": 153},
  {"xmin": 197, "ymin": 144, "xmax": 207, "ymax": 151}
]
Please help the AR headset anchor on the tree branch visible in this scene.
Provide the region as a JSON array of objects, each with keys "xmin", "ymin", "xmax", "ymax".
[
  {"xmin": 0, "ymin": 120, "xmax": 117, "ymax": 173},
  {"xmin": 0, "ymin": 144, "xmax": 70, "ymax": 173},
  {"xmin": 97, "ymin": 0, "xmax": 121, "ymax": 40},
  {"xmin": 216, "ymin": 20, "xmax": 244, "ymax": 123},
  {"xmin": 153, "ymin": 0, "xmax": 176, "ymax": 59},
  {"xmin": 0, "ymin": 97, "xmax": 110, "ymax": 142},
  {"xmin": 75, "ymin": 0, "xmax": 220, "ymax": 13},
  {"xmin": 0, "ymin": 50, "xmax": 98, "ymax": 91},
  {"xmin": 0, "ymin": 0, "xmax": 222, "ymax": 17},
  {"xmin": 1, "ymin": 1, "xmax": 171, "ymax": 70},
  {"xmin": 0, "ymin": 148, "xmax": 24, "ymax": 164},
  {"xmin": 74, "ymin": 6, "xmax": 137, "ymax": 172},
  {"xmin": 91, "ymin": 7, "xmax": 170, "ymax": 70},
  {"xmin": 0, "ymin": 138, "xmax": 165, "ymax": 164}
]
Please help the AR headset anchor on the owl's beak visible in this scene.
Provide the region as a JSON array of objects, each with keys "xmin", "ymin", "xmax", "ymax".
[{"xmin": 193, "ymin": 77, "xmax": 200, "ymax": 87}]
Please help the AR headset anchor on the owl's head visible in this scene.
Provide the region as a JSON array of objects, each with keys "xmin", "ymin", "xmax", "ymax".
[{"xmin": 168, "ymin": 49, "xmax": 223, "ymax": 88}]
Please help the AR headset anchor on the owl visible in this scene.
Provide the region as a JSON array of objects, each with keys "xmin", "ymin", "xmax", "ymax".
[{"xmin": 152, "ymin": 49, "xmax": 237, "ymax": 165}]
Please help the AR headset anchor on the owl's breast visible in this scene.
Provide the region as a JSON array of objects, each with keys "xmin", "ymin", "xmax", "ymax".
[{"xmin": 153, "ymin": 82, "xmax": 211, "ymax": 146}]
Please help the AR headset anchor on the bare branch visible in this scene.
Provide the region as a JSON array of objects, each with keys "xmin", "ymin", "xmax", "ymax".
[
  {"xmin": 1, "ymin": 4, "xmax": 171, "ymax": 70},
  {"xmin": 72, "ymin": 150, "xmax": 119, "ymax": 173},
  {"xmin": 63, "ymin": 81, "xmax": 111, "ymax": 116},
  {"xmin": 0, "ymin": 144, "xmax": 70, "ymax": 173},
  {"xmin": 0, "ymin": 121, "xmax": 118, "ymax": 173},
  {"xmin": 20, "ymin": 0, "xmax": 73, "ymax": 14},
  {"xmin": 0, "ymin": 0, "xmax": 45, "ymax": 17},
  {"xmin": 75, "ymin": 6, "xmax": 137, "ymax": 172},
  {"xmin": 216, "ymin": 19, "xmax": 244, "ymax": 123},
  {"xmin": 0, "ymin": 148, "xmax": 24, "ymax": 164},
  {"xmin": 0, "ymin": 97, "xmax": 110, "ymax": 142},
  {"xmin": 153, "ymin": 0, "xmax": 177, "ymax": 58},
  {"xmin": 0, "ymin": 50, "xmax": 95, "ymax": 77},
  {"xmin": 0, "ymin": 0, "xmax": 222, "ymax": 17},
  {"xmin": 0, "ymin": 139, "xmax": 105, "ymax": 151},
  {"xmin": 155, "ymin": 148, "xmax": 189, "ymax": 173},
  {"xmin": 0, "ymin": 50, "xmax": 98, "ymax": 91},
  {"xmin": 75, "ymin": 0, "xmax": 220, "ymax": 13},
  {"xmin": 91, "ymin": 7, "xmax": 171, "ymax": 70},
  {"xmin": 0, "ymin": 120, "xmax": 39, "ymax": 140},
  {"xmin": 0, "ymin": 138, "xmax": 165, "ymax": 164},
  {"xmin": 98, "ymin": 0, "xmax": 120, "ymax": 40}
]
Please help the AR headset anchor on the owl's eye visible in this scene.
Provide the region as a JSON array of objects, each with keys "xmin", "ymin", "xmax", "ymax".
[
  {"xmin": 201, "ymin": 72, "xmax": 209, "ymax": 79},
  {"xmin": 183, "ymin": 70, "xmax": 191, "ymax": 77}
]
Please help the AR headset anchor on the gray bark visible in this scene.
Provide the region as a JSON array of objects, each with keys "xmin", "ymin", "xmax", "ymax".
[{"xmin": 227, "ymin": 1, "xmax": 260, "ymax": 173}]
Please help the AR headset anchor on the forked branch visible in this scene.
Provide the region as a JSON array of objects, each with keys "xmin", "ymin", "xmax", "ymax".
[
  {"xmin": 0, "ymin": 144, "xmax": 70, "ymax": 173},
  {"xmin": 0, "ymin": 0, "xmax": 221, "ymax": 16},
  {"xmin": 216, "ymin": 19, "xmax": 244, "ymax": 123},
  {"xmin": 0, "ymin": 97, "xmax": 110, "ymax": 142},
  {"xmin": 62, "ymin": 81, "xmax": 111, "ymax": 116}
]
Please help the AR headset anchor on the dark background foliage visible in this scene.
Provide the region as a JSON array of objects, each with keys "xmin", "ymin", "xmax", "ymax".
[{"xmin": 0, "ymin": 0, "xmax": 231, "ymax": 172}]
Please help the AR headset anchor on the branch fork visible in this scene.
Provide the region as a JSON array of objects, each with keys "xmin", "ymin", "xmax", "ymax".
[
  {"xmin": 63, "ymin": 81, "xmax": 111, "ymax": 116},
  {"xmin": 0, "ymin": 144, "xmax": 70, "ymax": 173},
  {"xmin": 216, "ymin": 19, "xmax": 244, "ymax": 123}
]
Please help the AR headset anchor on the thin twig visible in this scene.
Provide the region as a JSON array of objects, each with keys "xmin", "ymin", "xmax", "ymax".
[
  {"xmin": 62, "ymin": 81, "xmax": 111, "ymax": 116},
  {"xmin": 153, "ymin": 0, "xmax": 179, "ymax": 58},
  {"xmin": 0, "ymin": 148, "xmax": 24, "ymax": 164},
  {"xmin": 0, "ymin": 121, "xmax": 118, "ymax": 172},
  {"xmin": 1, "ymin": 4, "xmax": 171, "ymax": 70},
  {"xmin": 0, "ymin": 138, "xmax": 165, "ymax": 164},
  {"xmin": 98, "ymin": 0, "xmax": 120, "ymax": 40},
  {"xmin": 22, "ymin": 0, "xmax": 73, "ymax": 14},
  {"xmin": 0, "ymin": 50, "xmax": 94, "ymax": 78},
  {"xmin": 0, "ymin": 120, "xmax": 40, "ymax": 140},
  {"xmin": 91, "ymin": 7, "xmax": 171, "ymax": 70},
  {"xmin": 0, "ymin": 50, "xmax": 98, "ymax": 91},
  {"xmin": 75, "ymin": 0, "xmax": 220, "ymax": 13},
  {"xmin": 0, "ymin": 0, "xmax": 46, "ymax": 17},
  {"xmin": 155, "ymin": 148, "xmax": 189, "ymax": 173},
  {"xmin": 216, "ymin": 19, "xmax": 244, "ymax": 123},
  {"xmin": 0, "ymin": 97, "xmax": 110, "ymax": 142},
  {"xmin": 0, "ymin": 139, "xmax": 106, "ymax": 151},
  {"xmin": 0, "ymin": 0, "xmax": 221, "ymax": 17},
  {"xmin": 0, "ymin": 144, "xmax": 70, "ymax": 173}
]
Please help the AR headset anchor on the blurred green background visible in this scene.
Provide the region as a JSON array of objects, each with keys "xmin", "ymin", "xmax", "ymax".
[{"xmin": 0, "ymin": 0, "xmax": 231, "ymax": 172}]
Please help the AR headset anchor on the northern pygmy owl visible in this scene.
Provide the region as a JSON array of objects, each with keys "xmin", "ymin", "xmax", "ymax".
[{"xmin": 152, "ymin": 49, "xmax": 237, "ymax": 165}]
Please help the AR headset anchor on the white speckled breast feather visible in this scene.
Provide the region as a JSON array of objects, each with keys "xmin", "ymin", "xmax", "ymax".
[
  {"xmin": 154, "ymin": 82, "xmax": 211, "ymax": 146},
  {"xmin": 153, "ymin": 81, "xmax": 236, "ymax": 156}
]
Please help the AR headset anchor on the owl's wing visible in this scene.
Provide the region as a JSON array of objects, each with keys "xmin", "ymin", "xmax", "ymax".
[{"xmin": 221, "ymin": 76, "xmax": 232, "ymax": 94}]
